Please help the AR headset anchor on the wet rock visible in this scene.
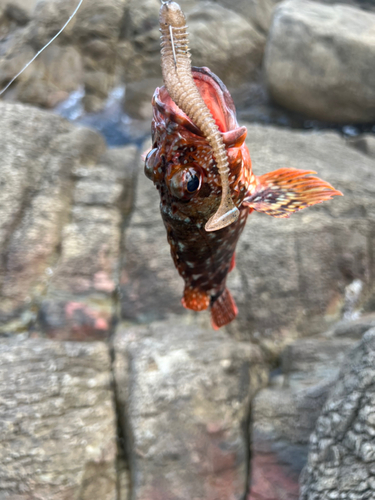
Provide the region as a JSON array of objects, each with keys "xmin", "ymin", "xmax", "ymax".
[
  {"xmin": 113, "ymin": 318, "xmax": 268, "ymax": 500},
  {"xmin": 121, "ymin": 125, "xmax": 375, "ymax": 340},
  {"xmin": 265, "ymin": 0, "xmax": 375, "ymax": 123},
  {"xmin": 300, "ymin": 328, "xmax": 375, "ymax": 500},
  {"xmin": 0, "ymin": 337, "xmax": 117, "ymax": 500},
  {"xmin": 249, "ymin": 333, "xmax": 358, "ymax": 500},
  {"xmin": 0, "ymin": 101, "xmax": 137, "ymax": 338}
]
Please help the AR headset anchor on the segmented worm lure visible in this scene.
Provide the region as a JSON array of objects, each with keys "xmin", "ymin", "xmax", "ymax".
[{"xmin": 159, "ymin": 0, "xmax": 240, "ymax": 231}]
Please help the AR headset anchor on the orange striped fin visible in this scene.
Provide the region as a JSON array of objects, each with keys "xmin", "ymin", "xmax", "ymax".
[{"xmin": 243, "ymin": 168, "xmax": 343, "ymax": 218}]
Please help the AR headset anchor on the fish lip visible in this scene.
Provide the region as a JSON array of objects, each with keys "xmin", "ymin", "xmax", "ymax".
[
  {"xmin": 153, "ymin": 66, "xmax": 240, "ymax": 134},
  {"xmin": 154, "ymin": 88, "xmax": 203, "ymax": 137}
]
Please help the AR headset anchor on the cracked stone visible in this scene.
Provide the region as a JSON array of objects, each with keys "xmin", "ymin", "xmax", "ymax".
[
  {"xmin": 0, "ymin": 337, "xmax": 117, "ymax": 500},
  {"xmin": 113, "ymin": 318, "xmax": 268, "ymax": 500},
  {"xmin": 300, "ymin": 328, "xmax": 375, "ymax": 499}
]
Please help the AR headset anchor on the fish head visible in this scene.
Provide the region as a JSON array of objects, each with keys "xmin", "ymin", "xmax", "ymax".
[{"xmin": 145, "ymin": 66, "xmax": 252, "ymax": 227}]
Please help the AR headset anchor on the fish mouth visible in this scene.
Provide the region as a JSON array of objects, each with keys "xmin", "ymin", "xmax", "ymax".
[{"xmin": 153, "ymin": 66, "xmax": 247, "ymax": 148}]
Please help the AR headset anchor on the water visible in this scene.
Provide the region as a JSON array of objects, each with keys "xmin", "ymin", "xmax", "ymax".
[{"xmin": 54, "ymin": 85, "xmax": 150, "ymax": 148}]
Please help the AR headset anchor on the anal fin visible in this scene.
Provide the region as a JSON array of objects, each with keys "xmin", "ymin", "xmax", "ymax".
[
  {"xmin": 182, "ymin": 287, "xmax": 210, "ymax": 312},
  {"xmin": 244, "ymin": 168, "xmax": 342, "ymax": 218},
  {"xmin": 211, "ymin": 288, "xmax": 238, "ymax": 330}
]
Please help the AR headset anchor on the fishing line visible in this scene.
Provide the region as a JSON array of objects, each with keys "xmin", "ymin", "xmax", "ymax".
[{"xmin": 0, "ymin": 0, "xmax": 83, "ymax": 95}]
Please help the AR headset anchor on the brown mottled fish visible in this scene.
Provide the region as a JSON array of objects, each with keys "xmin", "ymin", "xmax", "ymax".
[
  {"xmin": 145, "ymin": 66, "xmax": 342, "ymax": 329},
  {"xmin": 145, "ymin": 0, "xmax": 342, "ymax": 329}
]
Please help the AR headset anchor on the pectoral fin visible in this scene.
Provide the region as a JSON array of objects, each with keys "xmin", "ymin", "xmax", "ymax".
[{"xmin": 244, "ymin": 168, "xmax": 342, "ymax": 218}]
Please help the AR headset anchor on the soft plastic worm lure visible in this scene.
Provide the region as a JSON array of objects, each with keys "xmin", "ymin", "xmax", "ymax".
[{"xmin": 159, "ymin": 0, "xmax": 240, "ymax": 232}]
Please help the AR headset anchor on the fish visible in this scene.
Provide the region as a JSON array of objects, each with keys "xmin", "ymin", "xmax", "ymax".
[
  {"xmin": 144, "ymin": 66, "xmax": 343, "ymax": 329},
  {"xmin": 159, "ymin": 0, "xmax": 239, "ymax": 231}
]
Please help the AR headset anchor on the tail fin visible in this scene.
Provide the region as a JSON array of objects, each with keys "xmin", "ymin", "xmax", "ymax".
[
  {"xmin": 211, "ymin": 288, "xmax": 238, "ymax": 330},
  {"xmin": 244, "ymin": 168, "xmax": 342, "ymax": 218}
]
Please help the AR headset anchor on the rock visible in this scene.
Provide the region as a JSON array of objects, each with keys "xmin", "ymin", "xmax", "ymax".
[
  {"xmin": 187, "ymin": 2, "xmax": 264, "ymax": 88},
  {"xmin": 120, "ymin": 0, "xmax": 265, "ymax": 88},
  {"xmin": 347, "ymin": 134, "xmax": 375, "ymax": 160},
  {"xmin": 113, "ymin": 318, "xmax": 268, "ymax": 500},
  {"xmin": 317, "ymin": 0, "xmax": 375, "ymax": 11},
  {"xmin": 300, "ymin": 327, "xmax": 375, "ymax": 500},
  {"xmin": 121, "ymin": 124, "xmax": 375, "ymax": 341},
  {"xmin": 123, "ymin": 77, "xmax": 162, "ymax": 120},
  {"xmin": 249, "ymin": 334, "xmax": 357, "ymax": 500},
  {"xmin": 330, "ymin": 312, "xmax": 375, "ymax": 340},
  {"xmin": 15, "ymin": 44, "xmax": 83, "ymax": 108},
  {"xmin": 264, "ymin": 0, "xmax": 375, "ymax": 123},
  {"xmin": 40, "ymin": 145, "xmax": 138, "ymax": 340},
  {"xmin": 0, "ymin": 101, "xmax": 75, "ymax": 331},
  {"xmin": 0, "ymin": 0, "xmax": 37, "ymax": 18},
  {"xmin": 0, "ymin": 101, "xmax": 137, "ymax": 338},
  {"xmin": 0, "ymin": 0, "xmax": 126, "ymax": 110},
  {"xmin": 0, "ymin": 337, "xmax": 117, "ymax": 500},
  {"xmin": 216, "ymin": 0, "xmax": 282, "ymax": 35}
]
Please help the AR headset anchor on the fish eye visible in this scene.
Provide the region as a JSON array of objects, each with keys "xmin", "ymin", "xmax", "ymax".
[
  {"xmin": 168, "ymin": 166, "xmax": 202, "ymax": 199},
  {"xmin": 186, "ymin": 172, "xmax": 200, "ymax": 193},
  {"xmin": 144, "ymin": 148, "xmax": 158, "ymax": 180}
]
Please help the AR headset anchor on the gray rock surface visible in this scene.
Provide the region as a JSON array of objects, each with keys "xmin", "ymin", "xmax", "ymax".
[
  {"xmin": 330, "ymin": 312, "xmax": 375, "ymax": 340},
  {"xmin": 348, "ymin": 134, "xmax": 375, "ymax": 161},
  {"xmin": 0, "ymin": 337, "xmax": 117, "ymax": 500},
  {"xmin": 113, "ymin": 318, "xmax": 268, "ymax": 500},
  {"xmin": 40, "ymin": 145, "xmax": 138, "ymax": 341},
  {"xmin": 121, "ymin": 125, "xmax": 375, "ymax": 343},
  {"xmin": 0, "ymin": 101, "xmax": 137, "ymax": 339},
  {"xmin": 249, "ymin": 339, "xmax": 354, "ymax": 499},
  {"xmin": 248, "ymin": 314, "xmax": 375, "ymax": 500},
  {"xmin": 216, "ymin": 0, "xmax": 282, "ymax": 35},
  {"xmin": 0, "ymin": 0, "xmax": 37, "ymax": 19},
  {"xmin": 300, "ymin": 327, "xmax": 375, "ymax": 500},
  {"xmin": 187, "ymin": 2, "xmax": 264, "ymax": 88},
  {"xmin": 2, "ymin": 0, "xmax": 267, "ymax": 110},
  {"xmin": 0, "ymin": 0, "xmax": 126, "ymax": 110},
  {"xmin": 118, "ymin": 0, "xmax": 265, "ymax": 88},
  {"xmin": 265, "ymin": 0, "xmax": 375, "ymax": 123}
]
